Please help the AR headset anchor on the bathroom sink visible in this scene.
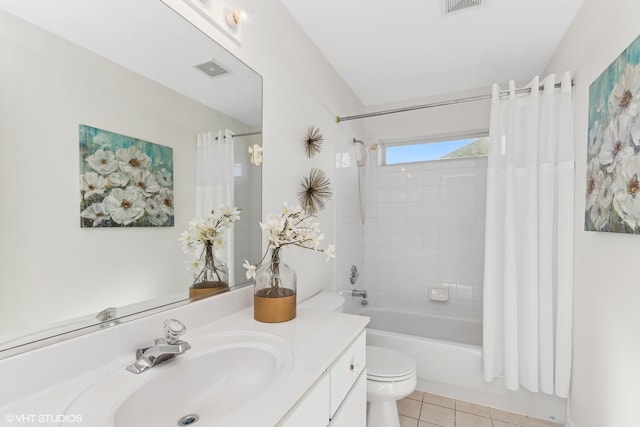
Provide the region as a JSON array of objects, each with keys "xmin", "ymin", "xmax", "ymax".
[{"xmin": 63, "ymin": 331, "xmax": 294, "ymax": 427}]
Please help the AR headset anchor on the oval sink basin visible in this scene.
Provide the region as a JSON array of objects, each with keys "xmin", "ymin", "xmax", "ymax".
[{"xmin": 64, "ymin": 331, "xmax": 294, "ymax": 427}]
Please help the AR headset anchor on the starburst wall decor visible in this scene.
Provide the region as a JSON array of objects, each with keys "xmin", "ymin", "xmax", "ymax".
[
  {"xmin": 585, "ymin": 34, "xmax": 640, "ymax": 234},
  {"xmin": 304, "ymin": 126, "xmax": 324, "ymax": 158},
  {"xmin": 298, "ymin": 168, "xmax": 331, "ymax": 215}
]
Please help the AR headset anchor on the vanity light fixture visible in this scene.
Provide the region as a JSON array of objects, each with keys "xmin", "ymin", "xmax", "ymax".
[
  {"xmin": 178, "ymin": 0, "xmax": 252, "ymax": 45},
  {"xmin": 225, "ymin": 8, "xmax": 252, "ymax": 31}
]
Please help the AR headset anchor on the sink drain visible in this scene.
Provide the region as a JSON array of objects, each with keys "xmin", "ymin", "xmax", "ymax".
[{"xmin": 177, "ymin": 414, "xmax": 199, "ymax": 426}]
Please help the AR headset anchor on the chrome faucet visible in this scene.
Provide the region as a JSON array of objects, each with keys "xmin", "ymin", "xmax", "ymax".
[
  {"xmin": 340, "ymin": 289, "xmax": 367, "ymax": 299},
  {"xmin": 126, "ymin": 319, "xmax": 191, "ymax": 374}
]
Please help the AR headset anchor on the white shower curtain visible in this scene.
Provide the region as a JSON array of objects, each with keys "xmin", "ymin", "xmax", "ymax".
[
  {"xmin": 196, "ymin": 129, "xmax": 235, "ymax": 283},
  {"xmin": 483, "ymin": 72, "xmax": 574, "ymax": 398}
]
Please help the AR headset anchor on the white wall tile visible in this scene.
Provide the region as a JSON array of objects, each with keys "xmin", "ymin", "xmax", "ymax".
[{"xmin": 363, "ymin": 155, "xmax": 488, "ymax": 321}]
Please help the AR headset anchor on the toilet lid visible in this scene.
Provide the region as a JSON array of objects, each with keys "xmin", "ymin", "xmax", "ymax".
[{"xmin": 367, "ymin": 345, "xmax": 416, "ymax": 379}]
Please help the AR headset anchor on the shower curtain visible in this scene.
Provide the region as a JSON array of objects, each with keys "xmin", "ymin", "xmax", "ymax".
[
  {"xmin": 196, "ymin": 129, "xmax": 235, "ymax": 283},
  {"xmin": 483, "ymin": 72, "xmax": 574, "ymax": 398}
]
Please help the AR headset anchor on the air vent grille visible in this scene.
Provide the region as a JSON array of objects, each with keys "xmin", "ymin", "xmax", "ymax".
[
  {"xmin": 446, "ymin": 0, "xmax": 482, "ymax": 13},
  {"xmin": 194, "ymin": 60, "xmax": 228, "ymax": 78}
]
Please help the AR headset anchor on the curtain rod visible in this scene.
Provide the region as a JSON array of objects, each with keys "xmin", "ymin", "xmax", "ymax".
[
  {"xmin": 335, "ymin": 81, "xmax": 573, "ymax": 123},
  {"xmin": 215, "ymin": 130, "xmax": 262, "ymax": 140}
]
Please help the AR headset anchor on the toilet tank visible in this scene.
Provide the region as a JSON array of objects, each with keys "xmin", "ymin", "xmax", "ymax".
[{"xmin": 298, "ymin": 291, "xmax": 345, "ymax": 312}]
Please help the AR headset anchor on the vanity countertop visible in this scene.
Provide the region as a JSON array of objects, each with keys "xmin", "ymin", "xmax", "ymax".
[{"xmin": 0, "ymin": 303, "xmax": 369, "ymax": 427}]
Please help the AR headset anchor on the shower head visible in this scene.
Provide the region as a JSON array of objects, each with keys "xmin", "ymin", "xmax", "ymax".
[{"xmin": 353, "ymin": 138, "xmax": 377, "ymax": 166}]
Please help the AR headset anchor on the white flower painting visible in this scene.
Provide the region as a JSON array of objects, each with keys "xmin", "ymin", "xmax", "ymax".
[
  {"xmin": 586, "ymin": 35, "xmax": 640, "ymax": 234},
  {"xmin": 79, "ymin": 125, "xmax": 174, "ymax": 228}
]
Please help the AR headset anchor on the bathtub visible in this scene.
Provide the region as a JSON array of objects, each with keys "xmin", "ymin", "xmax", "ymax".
[{"xmin": 352, "ymin": 306, "xmax": 566, "ymax": 423}]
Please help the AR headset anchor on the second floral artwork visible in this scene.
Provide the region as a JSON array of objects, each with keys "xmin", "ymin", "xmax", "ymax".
[
  {"xmin": 586, "ymin": 34, "xmax": 640, "ymax": 233},
  {"xmin": 79, "ymin": 125, "xmax": 174, "ymax": 227}
]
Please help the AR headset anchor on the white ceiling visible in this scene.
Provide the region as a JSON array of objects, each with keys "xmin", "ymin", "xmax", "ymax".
[{"xmin": 278, "ymin": 0, "xmax": 583, "ymax": 107}]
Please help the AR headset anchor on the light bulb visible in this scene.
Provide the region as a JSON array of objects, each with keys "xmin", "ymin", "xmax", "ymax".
[{"xmin": 226, "ymin": 8, "xmax": 251, "ymax": 30}]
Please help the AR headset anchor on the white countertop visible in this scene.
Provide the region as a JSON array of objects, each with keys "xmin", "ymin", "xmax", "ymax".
[{"xmin": 0, "ymin": 303, "xmax": 369, "ymax": 427}]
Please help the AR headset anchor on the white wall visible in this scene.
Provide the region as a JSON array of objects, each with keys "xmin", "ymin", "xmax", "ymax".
[
  {"xmin": 360, "ymin": 92, "xmax": 490, "ymax": 318},
  {"xmin": 163, "ymin": 0, "xmax": 365, "ymax": 302},
  {"xmin": 0, "ymin": 9, "xmax": 251, "ymax": 336},
  {"xmin": 544, "ymin": 1, "xmax": 640, "ymax": 426}
]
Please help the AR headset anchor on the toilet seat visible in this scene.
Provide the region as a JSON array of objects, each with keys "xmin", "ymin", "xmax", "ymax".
[{"xmin": 366, "ymin": 346, "xmax": 416, "ymax": 382}]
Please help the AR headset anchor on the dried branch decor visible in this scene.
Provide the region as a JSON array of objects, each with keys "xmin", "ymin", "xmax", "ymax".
[
  {"xmin": 298, "ymin": 168, "xmax": 332, "ymax": 215},
  {"xmin": 304, "ymin": 126, "xmax": 324, "ymax": 158}
]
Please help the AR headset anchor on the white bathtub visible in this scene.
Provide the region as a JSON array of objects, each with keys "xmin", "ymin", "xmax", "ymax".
[{"xmin": 353, "ymin": 307, "xmax": 566, "ymax": 423}]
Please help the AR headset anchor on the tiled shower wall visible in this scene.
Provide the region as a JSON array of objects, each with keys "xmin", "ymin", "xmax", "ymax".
[{"xmin": 362, "ymin": 156, "xmax": 487, "ymax": 320}]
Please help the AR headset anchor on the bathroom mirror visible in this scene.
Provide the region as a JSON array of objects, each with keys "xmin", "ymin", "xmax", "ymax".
[{"xmin": 0, "ymin": 0, "xmax": 262, "ymax": 357}]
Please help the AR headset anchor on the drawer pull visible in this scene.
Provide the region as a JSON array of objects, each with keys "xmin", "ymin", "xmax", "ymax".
[{"xmin": 349, "ymin": 363, "xmax": 357, "ymax": 372}]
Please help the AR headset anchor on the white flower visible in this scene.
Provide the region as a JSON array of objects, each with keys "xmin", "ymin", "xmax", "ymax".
[
  {"xmin": 80, "ymin": 172, "xmax": 107, "ymax": 199},
  {"xmin": 598, "ymin": 120, "xmax": 634, "ymax": 173},
  {"xmin": 588, "ymin": 121, "xmax": 604, "ymax": 157},
  {"xmin": 590, "ymin": 175, "xmax": 613, "ymax": 231},
  {"xmin": 128, "ymin": 169, "xmax": 160, "ymax": 196},
  {"xmin": 148, "ymin": 210, "xmax": 169, "ymax": 226},
  {"xmin": 92, "ymin": 132, "xmax": 111, "ymax": 149},
  {"xmin": 186, "ymin": 258, "xmax": 204, "ymax": 273},
  {"xmin": 156, "ymin": 168, "xmax": 172, "ymax": 187},
  {"xmin": 243, "ymin": 260, "xmax": 256, "ymax": 280},
  {"xmin": 155, "ymin": 188, "xmax": 174, "ymax": 215},
  {"xmin": 585, "ymin": 158, "xmax": 604, "ymax": 210},
  {"xmin": 180, "ymin": 206, "xmax": 241, "ymax": 267},
  {"xmin": 246, "ymin": 203, "xmax": 334, "ymax": 274},
  {"xmin": 612, "ymin": 155, "xmax": 640, "ymax": 229},
  {"xmin": 106, "ymin": 171, "xmax": 129, "ymax": 188},
  {"xmin": 85, "ymin": 149, "xmax": 118, "ymax": 175},
  {"xmin": 145, "ymin": 198, "xmax": 169, "ymax": 226},
  {"xmin": 103, "ymin": 188, "xmax": 146, "ymax": 225},
  {"xmin": 80, "ymin": 203, "xmax": 110, "ymax": 227},
  {"xmin": 323, "ymin": 244, "xmax": 336, "ymax": 261},
  {"xmin": 608, "ymin": 64, "xmax": 640, "ymax": 117},
  {"xmin": 116, "ymin": 146, "xmax": 151, "ymax": 174}
]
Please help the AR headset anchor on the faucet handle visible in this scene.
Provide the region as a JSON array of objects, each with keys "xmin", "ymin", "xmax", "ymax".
[{"xmin": 163, "ymin": 319, "xmax": 187, "ymax": 344}]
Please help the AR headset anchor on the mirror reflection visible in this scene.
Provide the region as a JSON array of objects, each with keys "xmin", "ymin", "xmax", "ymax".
[{"xmin": 0, "ymin": 0, "xmax": 262, "ymax": 355}]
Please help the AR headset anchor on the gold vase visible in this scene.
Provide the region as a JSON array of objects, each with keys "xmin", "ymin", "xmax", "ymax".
[{"xmin": 253, "ymin": 248, "xmax": 297, "ymax": 323}]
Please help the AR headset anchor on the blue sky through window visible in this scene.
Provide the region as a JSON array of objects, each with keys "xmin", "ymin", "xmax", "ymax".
[{"xmin": 386, "ymin": 138, "xmax": 477, "ymax": 164}]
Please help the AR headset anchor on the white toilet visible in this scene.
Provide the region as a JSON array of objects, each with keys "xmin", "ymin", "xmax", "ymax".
[{"xmin": 299, "ymin": 292, "xmax": 417, "ymax": 427}]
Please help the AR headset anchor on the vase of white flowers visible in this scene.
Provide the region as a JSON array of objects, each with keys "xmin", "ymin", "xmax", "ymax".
[
  {"xmin": 245, "ymin": 204, "xmax": 335, "ymax": 323},
  {"xmin": 180, "ymin": 206, "xmax": 240, "ymax": 299}
]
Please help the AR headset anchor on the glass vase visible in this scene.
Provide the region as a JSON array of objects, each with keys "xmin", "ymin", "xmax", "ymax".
[
  {"xmin": 254, "ymin": 248, "xmax": 297, "ymax": 323},
  {"xmin": 189, "ymin": 243, "xmax": 229, "ymax": 299}
]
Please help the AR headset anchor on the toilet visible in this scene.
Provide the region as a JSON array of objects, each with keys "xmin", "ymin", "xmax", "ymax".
[{"xmin": 299, "ymin": 291, "xmax": 417, "ymax": 427}]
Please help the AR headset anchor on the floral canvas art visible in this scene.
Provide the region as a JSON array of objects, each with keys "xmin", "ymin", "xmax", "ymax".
[
  {"xmin": 79, "ymin": 125, "xmax": 174, "ymax": 228},
  {"xmin": 586, "ymin": 34, "xmax": 640, "ymax": 233}
]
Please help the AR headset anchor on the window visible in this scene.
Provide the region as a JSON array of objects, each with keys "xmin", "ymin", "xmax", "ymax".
[{"xmin": 382, "ymin": 132, "xmax": 489, "ymax": 166}]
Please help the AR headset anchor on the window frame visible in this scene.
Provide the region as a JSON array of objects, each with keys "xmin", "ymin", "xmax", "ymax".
[{"xmin": 380, "ymin": 129, "xmax": 489, "ymax": 166}]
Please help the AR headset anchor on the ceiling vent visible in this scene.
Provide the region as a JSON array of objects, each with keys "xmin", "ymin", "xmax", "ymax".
[
  {"xmin": 445, "ymin": 0, "xmax": 482, "ymax": 13},
  {"xmin": 194, "ymin": 60, "xmax": 229, "ymax": 78}
]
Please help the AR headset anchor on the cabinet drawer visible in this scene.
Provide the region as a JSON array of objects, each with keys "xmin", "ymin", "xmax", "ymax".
[
  {"xmin": 329, "ymin": 331, "xmax": 366, "ymax": 417},
  {"xmin": 278, "ymin": 374, "xmax": 329, "ymax": 427},
  {"xmin": 330, "ymin": 370, "xmax": 366, "ymax": 427}
]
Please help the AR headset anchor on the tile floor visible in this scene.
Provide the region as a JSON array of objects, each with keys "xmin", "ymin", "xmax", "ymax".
[{"xmin": 397, "ymin": 390, "xmax": 563, "ymax": 427}]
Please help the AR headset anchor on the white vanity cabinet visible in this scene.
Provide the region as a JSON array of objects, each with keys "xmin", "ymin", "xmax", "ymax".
[{"xmin": 279, "ymin": 331, "xmax": 366, "ymax": 427}]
